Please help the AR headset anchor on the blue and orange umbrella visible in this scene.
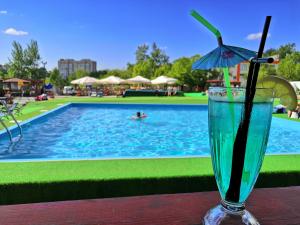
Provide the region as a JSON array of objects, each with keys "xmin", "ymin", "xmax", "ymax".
[
  {"xmin": 190, "ymin": 10, "xmax": 256, "ymax": 88},
  {"xmin": 192, "ymin": 44, "xmax": 256, "ymax": 70}
]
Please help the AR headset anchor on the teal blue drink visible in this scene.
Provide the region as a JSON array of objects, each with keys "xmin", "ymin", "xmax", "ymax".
[{"xmin": 204, "ymin": 87, "xmax": 274, "ymax": 225}]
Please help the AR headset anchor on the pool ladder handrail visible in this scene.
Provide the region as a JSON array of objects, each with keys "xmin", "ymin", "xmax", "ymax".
[
  {"xmin": 0, "ymin": 100, "xmax": 23, "ymax": 142},
  {"xmin": 0, "ymin": 113, "xmax": 13, "ymax": 142}
]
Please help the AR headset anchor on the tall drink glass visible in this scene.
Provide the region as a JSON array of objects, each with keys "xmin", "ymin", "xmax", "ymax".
[{"xmin": 204, "ymin": 87, "xmax": 274, "ymax": 225}]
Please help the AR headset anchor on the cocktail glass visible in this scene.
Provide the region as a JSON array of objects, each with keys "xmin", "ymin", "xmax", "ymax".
[{"xmin": 204, "ymin": 87, "xmax": 274, "ymax": 225}]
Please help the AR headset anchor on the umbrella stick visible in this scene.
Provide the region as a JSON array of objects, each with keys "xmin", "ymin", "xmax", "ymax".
[
  {"xmin": 223, "ymin": 67, "xmax": 235, "ymax": 128},
  {"xmin": 225, "ymin": 16, "xmax": 272, "ymax": 202},
  {"xmin": 223, "ymin": 67, "xmax": 233, "ymax": 98}
]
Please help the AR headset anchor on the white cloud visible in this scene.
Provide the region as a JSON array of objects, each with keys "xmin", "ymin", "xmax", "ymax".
[
  {"xmin": 0, "ymin": 10, "xmax": 7, "ymax": 14},
  {"xmin": 3, "ymin": 28, "xmax": 28, "ymax": 36},
  {"xmin": 246, "ymin": 32, "xmax": 271, "ymax": 40}
]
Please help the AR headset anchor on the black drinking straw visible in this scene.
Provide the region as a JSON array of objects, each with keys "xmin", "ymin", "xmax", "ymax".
[{"xmin": 225, "ymin": 16, "xmax": 272, "ymax": 202}]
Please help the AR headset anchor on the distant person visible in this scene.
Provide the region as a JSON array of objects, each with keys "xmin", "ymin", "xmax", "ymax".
[
  {"xmin": 21, "ymin": 87, "xmax": 24, "ymax": 98},
  {"xmin": 288, "ymin": 103, "xmax": 300, "ymax": 119},
  {"xmin": 172, "ymin": 86, "xmax": 177, "ymax": 96},
  {"xmin": 5, "ymin": 91, "xmax": 13, "ymax": 104},
  {"xmin": 167, "ymin": 86, "xmax": 172, "ymax": 96},
  {"xmin": 131, "ymin": 111, "xmax": 147, "ymax": 120}
]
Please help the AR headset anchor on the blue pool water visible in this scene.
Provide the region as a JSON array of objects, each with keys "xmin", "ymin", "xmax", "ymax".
[{"xmin": 0, "ymin": 103, "xmax": 299, "ymax": 160}]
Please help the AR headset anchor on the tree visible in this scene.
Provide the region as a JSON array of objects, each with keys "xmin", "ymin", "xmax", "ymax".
[
  {"xmin": 133, "ymin": 42, "xmax": 171, "ymax": 78},
  {"xmin": 278, "ymin": 52, "xmax": 300, "ymax": 80},
  {"xmin": 277, "ymin": 43, "xmax": 296, "ymax": 59},
  {"xmin": 32, "ymin": 67, "xmax": 48, "ymax": 80},
  {"xmin": 24, "ymin": 40, "xmax": 42, "ymax": 79},
  {"xmin": 8, "ymin": 40, "xmax": 46, "ymax": 80},
  {"xmin": 190, "ymin": 54, "xmax": 201, "ymax": 63},
  {"xmin": 264, "ymin": 48, "xmax": 277, "ymax": 57},
  {"xmin": 106, "ymin": 69, "xmax": 131, "ymax": 79},
  {"xmin": 264, "ymin": 44, "xmax": 296, "ymax": 59},
  {"xmin": 183, "ymin": 69, "xmax": 208, "ymax": 90},
  {"xmin": 49, "ymin": 68, "xmax": 67, "ymax": 89},
  {"xmin": 126, "ymin": 63, "xmax": 134, "ymax": 76},
  {"xmin": 8, "ymin": 41, "xmax": 26, "ymax": 78},
  {"xmin": 154, "ymin": 64, "xmax": 172, "ymax": 77},
  {"xmin": 68, "ymin": 70, "xmax": 88, "ymax": 82},
  {"xmin": 0, "ymin": 65, "xmax": 9, "ymax": 79},
  {"xmin": 150, "ymin": 42, "xmax": 169, "ymax": 68},
  {"xmin": 25, "ymin": 40, "xmax": 41, "ymax": 68},
  {"xmin": 135, "ymin": 44, "xmax": 149, "ymax": 63},
  {"xmin": 168, "ymin": 57, "xmax": 192, "ymax": 82},
  {"xmin": 133, "ymin": 60, "xmax": 153, "ymax": 78},
  {"xmin": 167, "ymin": 54, "xmax": 217, "ymax": 90},
  {"xmin": 89, "ymin": 70, "xmax": 108, "ymax": 78}
]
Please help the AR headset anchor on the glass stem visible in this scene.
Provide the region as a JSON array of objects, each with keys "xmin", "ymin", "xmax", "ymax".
[{"xmin": 221, "ymin": 200, "xmax": 245, "ymax": 214}]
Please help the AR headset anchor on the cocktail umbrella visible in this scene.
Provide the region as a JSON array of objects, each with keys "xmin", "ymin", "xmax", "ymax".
[
  {"xmin": 192, "ymin": 45, "xmax": 256, "ymax": 70},
  {"xmin": 97, "ymin": 76, "xmax": 125, "ymax": 85},
  {"xmin": 151, "ymin": 76, "xmax": 178, "ymax": 85},
  {"xmin": 190, "ymin": 10, "xmax": 256, "ymax": 139},
  {"xmin": 190, "ymin": 10, "xmax": 257, "ymax": 89},
  {"xmin": 71, "ymin": 76, "xmax": 100, "ymax": 85}
]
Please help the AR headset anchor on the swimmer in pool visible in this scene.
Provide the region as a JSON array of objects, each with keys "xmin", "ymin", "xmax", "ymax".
[{"xmin": 132, "ymin": 111, "xmax": 147, "ymax": 120}]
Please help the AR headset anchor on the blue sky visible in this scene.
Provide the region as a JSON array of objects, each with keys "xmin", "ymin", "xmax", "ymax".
[{"xmin": 0, "ymin": 0, "xmax": 299, "ymax": 70}]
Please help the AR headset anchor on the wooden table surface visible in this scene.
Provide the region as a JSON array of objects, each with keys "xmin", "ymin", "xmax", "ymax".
[{"xmin": 0, "ymin": 186, "xmax": 299, "ymax": 225}]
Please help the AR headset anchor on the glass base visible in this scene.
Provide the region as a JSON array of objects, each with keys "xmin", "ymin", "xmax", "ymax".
[{"xmin": 203, "ymin": 202, "xmax": 260, "ymax": 225}]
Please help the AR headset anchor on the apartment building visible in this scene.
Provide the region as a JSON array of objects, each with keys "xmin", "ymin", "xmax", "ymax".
[{"xmin": 58, "ymin": 59, "xmax": 97, "ymax": 78}]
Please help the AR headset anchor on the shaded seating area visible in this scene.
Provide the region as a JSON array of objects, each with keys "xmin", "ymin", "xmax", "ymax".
[
  {"xmin": 68, "ymin": 75, "xmax": 181, "ymax": 97},
  {"xmin": 121, "ymin": 75, "xmax": 181, "ymax": 97},
  {"xmin": 3, "ymin": 78, "xmax": 31, "ymax": 98},
  {"xmin": 1, "ymin": 78, "xmax": 44, "ymax": 98}
]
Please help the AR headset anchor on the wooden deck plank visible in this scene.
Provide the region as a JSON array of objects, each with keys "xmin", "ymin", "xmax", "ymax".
[{"xmin": 0, "ymin": 186, "xmax": 299, "ymax": 225}]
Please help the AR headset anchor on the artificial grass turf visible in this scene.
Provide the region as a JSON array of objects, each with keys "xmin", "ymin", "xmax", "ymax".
[{"xmin": 0, "ymin": 155, "xmax": 299, "ymax": 204}]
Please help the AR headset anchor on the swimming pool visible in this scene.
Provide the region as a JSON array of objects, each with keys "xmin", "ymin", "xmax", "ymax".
[{"xmin": 0, "ymin": 103, "xmax": 299, "ymax": 161}]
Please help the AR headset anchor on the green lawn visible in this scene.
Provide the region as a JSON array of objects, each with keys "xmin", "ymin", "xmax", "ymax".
[
  {"xmin": 1, "ymin": 155, "xmax": 300, "ymax": 185},
  {"xmin": 0, "ymin": 155, "xmax": 299, "ymax": 205},
  {"xmin": 0, "ymin": 95, "xmax": 299, "ymax": 204}
]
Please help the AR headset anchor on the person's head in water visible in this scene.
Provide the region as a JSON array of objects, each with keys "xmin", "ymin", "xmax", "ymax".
[{"xmin": 137, "ymin": 112, "xmax": 141, "ymax": 118}]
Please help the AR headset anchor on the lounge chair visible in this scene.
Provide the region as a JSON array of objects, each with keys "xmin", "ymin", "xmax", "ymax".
[
  {"xmin": 90, "ymin": 91, "xmax": 103, "ymax": 97},
  {"xmin": 90, "ymin": 91, "xmax": 97, "ymax": 97}
]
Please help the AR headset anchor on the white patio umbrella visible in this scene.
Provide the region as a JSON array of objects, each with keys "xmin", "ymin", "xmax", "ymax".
[
  {"xmin": 151, "ymin": 76, "xmax": 178, "ymax": 85},
  {"xmin": 123, "ymin": 75, "xmax": 151, "ymax": 84},
  {"xmin": 97, "ymin": 76, "xmax": 125, "ymax": 85},
  {"xmin": 71, "ymin": 76, "xmax": 100, "ymax": 85}
]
